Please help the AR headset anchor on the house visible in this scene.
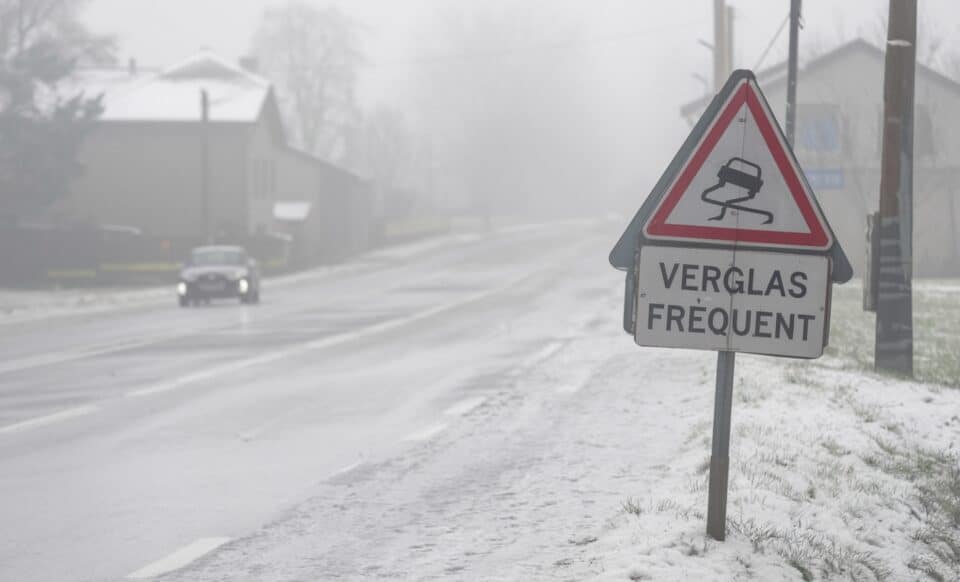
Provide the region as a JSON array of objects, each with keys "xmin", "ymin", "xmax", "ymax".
[
  {"xmin": 680, "ymin": 39, "xmax": 960, "ymax": 277},
  {"xmin": 273, "ymin": 146, "xmax": 374, "ymax": 266},
  {"xmin": 55, "ymin": 51, "xmax": 372, "ymax": 264}
]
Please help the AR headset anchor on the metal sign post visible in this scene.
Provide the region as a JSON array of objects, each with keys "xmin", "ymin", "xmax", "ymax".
[
  {"xmin": 706, "ymin": 351, "xmax": 735, "ymax": 540},
  {"xmin": 609, "ymin": 70, "xmax": 851, "ymax": 543}
]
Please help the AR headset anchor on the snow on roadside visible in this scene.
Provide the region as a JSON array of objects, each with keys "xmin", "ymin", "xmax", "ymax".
[
  {"xmin": 0, "ymin": 220, "xmax": 610, "ymax": 326},
  {"xmin": 586, "ymin": 355, "xmax": 959, "ymax": 581},
  {"xmin": 162, "ymin": 270, "xmax": 959, "ymax": 581},
  {"xmin": 582, "ymin": 291, "xmax": 960, "ymax": 581},
  {"xmin": 0, "ymin": 286, "xmax": 172, "ymax": 325},
  {"xmin": 0, "ymin": 231, "xmax": 489, "ymax": 326}
]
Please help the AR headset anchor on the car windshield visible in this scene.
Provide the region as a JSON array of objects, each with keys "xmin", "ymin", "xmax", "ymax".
[{"xmin": 189, "ymin": 249, "xmax": 244, "ymax": 266}]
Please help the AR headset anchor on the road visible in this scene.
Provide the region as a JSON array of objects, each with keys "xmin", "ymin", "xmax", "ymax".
[{"xmin": 0, "ymin": 222, "xmax": 623, "ymax": 581}]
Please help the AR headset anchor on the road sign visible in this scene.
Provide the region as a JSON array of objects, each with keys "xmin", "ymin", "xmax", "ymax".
[
  {"xmin": 609, "ymin": 70, "xmax": 852, "ymax": 283},
  {"xmin": 634, "ymin": 246, "xmax": 830, "ymax": 358},
  {"xmin": 644, "ymin": 75, "xmax": 831, "ymax": 249},
  {"xmin": 608, "ymin": 69, "xmax": 852, "ymax": 543},
  {"xmin": 805, "ymin": 168, "xmax": 845, "ymax": 191}
]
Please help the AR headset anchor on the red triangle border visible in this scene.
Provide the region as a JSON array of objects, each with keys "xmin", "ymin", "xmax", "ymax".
[{"xmin": 644, "ymin": 81, "xmax": 831, "ymax": 249}]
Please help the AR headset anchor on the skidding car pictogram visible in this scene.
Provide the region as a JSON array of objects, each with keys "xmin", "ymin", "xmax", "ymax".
[{"xmin": 700, "ymin": 157, "xmax": 774, "ymax": 224}]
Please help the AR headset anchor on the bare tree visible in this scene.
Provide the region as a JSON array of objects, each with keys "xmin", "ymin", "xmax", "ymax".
[
  {"xmin": 251, "ymin": 1, "xmax": 361, "ymax": 162},
  {"xmin": 361, "ymin": 106, "xmax": 411, "ymax": 193},
  {"xmin": 417, "ymin": 5, "xmax": 596, "ymax": 220}
]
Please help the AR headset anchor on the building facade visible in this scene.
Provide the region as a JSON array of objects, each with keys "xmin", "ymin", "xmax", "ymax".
[
  {"xmin": 682, "ymin": 40, "xmax": 960, "ymax": 278},
  {"xmin": 56, "ymin": 51, "xmax": 372, "ymax": 262}
]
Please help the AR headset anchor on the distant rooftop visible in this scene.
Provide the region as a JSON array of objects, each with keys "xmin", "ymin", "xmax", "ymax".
[
  {"xmin": 680, "ymin": 38, "xmax": 960, "ymax": 120},
  {"xmin": 68, "ymin": 50, "xmax": 272, "ymax": 123}
]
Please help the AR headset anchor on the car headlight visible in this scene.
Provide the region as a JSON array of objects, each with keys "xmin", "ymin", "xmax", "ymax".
[
  {"xmin": 238, "ymin": 278, "xmax": 249, "ymax": 294},
  {"xmin": 177, "ymin": 281, "xmax": 188, "ymax": 296}
]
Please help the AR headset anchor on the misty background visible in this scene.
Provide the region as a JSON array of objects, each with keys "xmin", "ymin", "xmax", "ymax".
[
  {"xmin": 73, "ymin": 0, "xmax": 960, "ymax": 219},
  {"xmin": 4, "ymin": 3, "xmax": 960, "ymax": 580}
]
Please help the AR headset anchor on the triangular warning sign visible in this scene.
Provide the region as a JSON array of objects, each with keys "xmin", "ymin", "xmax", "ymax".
[
  {"xmin": 610, "ymin": 70, "xmax": 851, "ymax": 283},
  {"xmin": 643, "ymin": 75, "xmax": 831, "ymax": 250}
]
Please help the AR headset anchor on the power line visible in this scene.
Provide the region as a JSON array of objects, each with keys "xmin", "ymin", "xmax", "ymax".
[{"xmin": 753, "ymin": 13, "xmax": 790, "ymax": 71}]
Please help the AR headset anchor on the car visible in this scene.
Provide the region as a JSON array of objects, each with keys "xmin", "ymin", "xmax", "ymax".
[{"xmin": 177, "ymin": 245, "xmax": 261, "ymax": 307}]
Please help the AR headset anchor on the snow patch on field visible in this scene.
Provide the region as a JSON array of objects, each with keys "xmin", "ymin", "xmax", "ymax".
[
  {"xmin": 588, "ymin": 353, "xmax": 960, "ymax": 581},
  {"xmin": 582, "ymin": 283, "xmax": 960, "ymax": 581}
]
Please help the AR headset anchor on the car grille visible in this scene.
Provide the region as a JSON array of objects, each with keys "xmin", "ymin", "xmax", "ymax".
[{"xmin": 196, "ymin": 274, "xmax": 228, "ymax": 291}]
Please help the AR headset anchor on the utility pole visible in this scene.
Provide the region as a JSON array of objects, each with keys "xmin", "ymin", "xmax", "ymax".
[
  {"xmin": 201, "ymin": 89, "xmax": 211, "ymax": 243},
  {"xmin": 875, "ymin": 0, "xmax": 917, "ymax": 376},
  {"xmin": 712, "ymin": 0, "xmax": 728, "ymax": 92},
  {"xmin": 785, "ymin": 0, "xmax": 801, "ymax": 146},
  {"xmin": 725, "ymin": 4, "xmax": 735, "ymax": 82},
  {"xmin": 705, "ymin": 0, "xmax": 735, "ymax": 542}
]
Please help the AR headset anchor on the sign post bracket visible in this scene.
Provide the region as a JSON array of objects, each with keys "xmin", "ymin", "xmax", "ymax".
[{"xmin": 706, "ymin": 350, "xmax": 735, "ymax": 541}]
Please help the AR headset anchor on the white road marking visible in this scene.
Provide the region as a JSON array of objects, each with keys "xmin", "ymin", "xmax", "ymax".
[
  {"xmin": 237, "ymin": 420, "xmax": 273, "ymax": 442},
  {"xmin": 0, "ymin": 337, "xmax": 166, "ymax": 376},
  {"xmin": 527, "ymin": 341, "xmax": 564, "ymax": 366},
  {"xmin": 0, "ymin": 405, "xmax": 98, "ymax": 435},
  {"xmin": 330, "ymin": 460, "xmax": 365, "ymax": 477},
  {"xmin": 403, "ymin": 422, "xmax": 448, "ymax": 442},
  {"xmin": 128, "ymin": 351, "xmax": 289, "ymax": 397},
  {"xmin": 443, "ymin": 397, "xmax": 487, "ymax": 417},
  {"xmin": 126, "ymin": 270, "xmax": 548, "ymax": 399},
  {"xmin": 126, "ymin": 537, "xmax": 231, "ymax": 579}
]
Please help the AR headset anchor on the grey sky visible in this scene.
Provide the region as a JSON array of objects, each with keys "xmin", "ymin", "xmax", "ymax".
[{"xmin": 81, "ymin": 0, "xmax": 960, "ymax": 194}]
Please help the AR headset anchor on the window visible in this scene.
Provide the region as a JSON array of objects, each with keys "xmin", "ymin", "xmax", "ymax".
[
  {"xmin": 268, "ymin": 161, "xmax": 277, "ymax": 195},
  {"xmin": 251, "ymin": 158, "xmax": 275, "ymax": 199},
  {"xmin": 251, "ymin": 159, "xmax": 262, "ymax": 199},
  {"xmin": 797, "ymin": 104, "xmax": 843, "ymax": 154}
]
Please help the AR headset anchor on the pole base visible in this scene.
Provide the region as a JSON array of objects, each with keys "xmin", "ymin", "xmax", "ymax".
[{"xmin": 706, "ymin": 455, "xmax": 730, "ymax": 541}]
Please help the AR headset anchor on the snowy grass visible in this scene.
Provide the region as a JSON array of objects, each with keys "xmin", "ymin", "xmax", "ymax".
[
  {"xmin": 827, "ymin": 279, "xmax": 960, "ymax": 388},
  {"xmin": 591, "ymin": 279, "xmax": 960, "ymax": 581}
]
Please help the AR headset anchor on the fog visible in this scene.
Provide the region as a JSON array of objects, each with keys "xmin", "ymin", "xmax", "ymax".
[
  {"xmin": 76, "ymin": 0, "xmax": 960, "ymax": 219},
  {"xmin": 2, "ymin": 2, "xmax": 960, "ymax": 581}
]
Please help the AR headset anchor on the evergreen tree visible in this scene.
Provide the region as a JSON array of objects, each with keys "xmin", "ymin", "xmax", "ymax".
[{"xmin": 0, "ymin": 0, "xmax": 112, "ymax": 221}]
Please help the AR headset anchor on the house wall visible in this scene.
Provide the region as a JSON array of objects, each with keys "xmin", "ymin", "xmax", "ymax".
[
  {"xmin": 63, "ymin": 122, "xmax": 249, "ymax": 238},
  {"xmin": 316, "ymin": 164, "xmax": 372, "ymax": 260},
  {"xmin": 274, "ymin": 150, "xmax": 327, "ymax": 264},
  {"xmin": 270, "ymin": 149, "xmax": 374, "ymax": 266},
  {"xmin": 759, "ymin": 47, "xmax": 960, "ymax": 277},
  {"xmin": 61, "ymin": 99, "xmax": 373, "ymax": 267},
  {"xmin": 245, "ymin": 117, "xmax": 288, "ymax": 235}
]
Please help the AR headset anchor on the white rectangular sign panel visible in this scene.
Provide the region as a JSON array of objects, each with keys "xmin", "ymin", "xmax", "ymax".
[{"xmin": 634, "ymin": 246, "xmax": 830, "ymax": 358}]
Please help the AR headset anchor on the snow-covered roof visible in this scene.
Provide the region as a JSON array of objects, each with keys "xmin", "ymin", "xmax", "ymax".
[
  {"xmin": 69, "ymin": 50, "xmax": 272, "ymax": 123},
  {"xmin": 273, "ymin": 201, "xmax": 313, "ymax": 222},
  {"xmin": 680, "ymin": 39, "xmax": 960, "ymax": 120}
]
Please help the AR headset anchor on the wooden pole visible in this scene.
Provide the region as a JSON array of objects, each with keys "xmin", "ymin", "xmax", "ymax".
[
  {"xmin": 875, "ymin": 0, "xmax": 917, "ymax": 376},
  {"xmin": 785, "ymin": 0, "xmax": 801, "ymax": 146},
  {"xmin": 201, "ymin": 89, "xmax": 211, "ymax": 243},
  {"xmin": 713, "ymin": 0, "xmax": 726, "ymax": 92}
]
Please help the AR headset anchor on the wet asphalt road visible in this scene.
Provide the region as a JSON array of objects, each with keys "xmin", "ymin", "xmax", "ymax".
[{"xmin": 0, "ymin": 222, "xmax": 611, "ymax": 581}]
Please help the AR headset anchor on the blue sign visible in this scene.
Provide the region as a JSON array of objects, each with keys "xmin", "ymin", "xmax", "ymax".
[
  {"xmin": 799, "ymin": 118, "xmax": 841, "ymax": 152},
  {"xmin": 804, "ymin": 168, "xmax": 844, "ymax": 191}
]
